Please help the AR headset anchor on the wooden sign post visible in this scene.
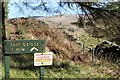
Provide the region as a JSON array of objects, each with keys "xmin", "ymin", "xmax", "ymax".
[{"xmin": 4, "ymin": 40, "xmax": 45, "ymax": 80}]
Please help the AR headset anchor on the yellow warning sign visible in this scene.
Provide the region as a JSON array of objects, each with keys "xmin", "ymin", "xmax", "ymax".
[{"xmin": 34, "ymin": 52, "xmax": 53, "ymax": 66}]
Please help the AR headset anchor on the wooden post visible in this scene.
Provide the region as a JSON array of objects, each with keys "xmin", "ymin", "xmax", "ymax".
[
  {"xmin": 5, "ymin": 55, "xmax": 10, "ymax": 80},
  {"xmin": 83, "ymin": 42, "xmax": 85, "ymax": 53},
  {"xmin": 40, "ymin": 67, "xmax": 44, "ymax": 80}
]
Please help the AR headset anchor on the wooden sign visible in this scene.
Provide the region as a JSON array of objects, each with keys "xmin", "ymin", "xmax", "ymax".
[{"xmin": 4, "ymin": 40, "xmax": 45, "ymax": 54}]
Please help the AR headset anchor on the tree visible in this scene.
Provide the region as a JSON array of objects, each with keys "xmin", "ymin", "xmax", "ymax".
[
  {"xmin": 8, "ymin": 0, "xmax": 120, "ymax": 45},
  {"xmin": 4, "ymin": 2, "xmax": 8, "ymax": 18}
]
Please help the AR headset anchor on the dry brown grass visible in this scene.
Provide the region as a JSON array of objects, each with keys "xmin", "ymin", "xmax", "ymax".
[
  {"xmin": 8, "ymin": 17, "xmax": 49, "ymax": 28},
  {"xmin": 7, "ymin": 18, "xmax": 92, "ymax": 63},
  {"xmin": 29, "ymin": 26, "xmax": 91, "ymax": 62}
]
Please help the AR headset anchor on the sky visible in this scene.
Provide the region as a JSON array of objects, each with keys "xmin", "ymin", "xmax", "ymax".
[
  {"xmin": 8, "ymin": 0, "xmax": 82, "ymax": 18},
  {"xmin": 8, "ymin": 0, "xmax": 117, "ymax": 18}
]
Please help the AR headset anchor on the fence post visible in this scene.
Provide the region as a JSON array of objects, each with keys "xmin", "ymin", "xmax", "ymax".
[{"xmin": 83, "ymin": 42, "xmax": 85, "ymax": 53}]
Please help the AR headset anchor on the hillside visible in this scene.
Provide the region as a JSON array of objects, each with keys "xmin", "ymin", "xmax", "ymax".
[
  {"xmin": 2, "ymin": 14, "xmax": 120, "ymax": 79},
  {"xmin": 6, "ymin": 16, "xmax": 91, "ymax": 62}
]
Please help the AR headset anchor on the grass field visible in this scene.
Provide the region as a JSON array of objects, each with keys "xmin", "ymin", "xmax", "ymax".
[{"xmin": 2, "ymin": 58, "xmax": 119, "ymax": 78}]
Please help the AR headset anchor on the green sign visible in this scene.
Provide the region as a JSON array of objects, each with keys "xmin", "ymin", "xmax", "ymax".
[{"xmin": 4, "ymin": 40, "xmax": 45, "ymax": 54}]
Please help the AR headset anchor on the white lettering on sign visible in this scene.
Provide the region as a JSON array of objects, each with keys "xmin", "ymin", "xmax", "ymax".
[
  {"xmin": 34, "ymin": 52, "xmax": 53, "ymax": 66},
  {"xmin": 10, "ymin": 42, "xmax": 39, "ymax": 47},
  {"xmin": 11, "ymin": 48, "xmax": 25, "ymax": 52}
]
